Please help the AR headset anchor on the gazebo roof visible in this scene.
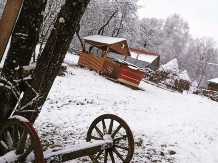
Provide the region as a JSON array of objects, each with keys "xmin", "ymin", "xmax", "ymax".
[
  {"xmin": 83, "ymin": 35, "xmax": 131, "ymax": 56},
  {"xmin": 84, "ymin": 35, "xmax": 126, "ymax": 44}
]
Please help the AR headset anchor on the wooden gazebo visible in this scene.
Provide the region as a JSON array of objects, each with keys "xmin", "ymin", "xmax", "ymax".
[
  {"xmin": 78, "ymin": 35, "xmax": 131, "ymax": 78},
  {"xmin": 78, "ymin": 35, "xmax": 145, "ymax": 87}
]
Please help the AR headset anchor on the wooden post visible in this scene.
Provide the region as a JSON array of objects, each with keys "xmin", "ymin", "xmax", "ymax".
[
  {"xmin": 104, "ymin": 46, "xmax": 110, "ymax": 59},
  {"xmin": 0, "ymin": 0, "xmax": 23, "ymax": 62},
  {"xmin": 134, "ymin": 53, "xmax": 139, "ymax": 65},
  {"xmin": 82, "ymin": 41, "xmax": 86, "ymax": 53}
]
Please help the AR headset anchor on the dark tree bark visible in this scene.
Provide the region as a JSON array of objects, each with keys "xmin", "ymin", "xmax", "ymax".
[
  {"xmin": 0, "ymin": 0, "xmax": 47, "ymax": 123},
  {"xmin": 19, "ymin": 0, "xmax": 91, "ymax": 123},
  {"xmin": 2, "ymin": 0, "xmax": 47, "ymax": 81}
]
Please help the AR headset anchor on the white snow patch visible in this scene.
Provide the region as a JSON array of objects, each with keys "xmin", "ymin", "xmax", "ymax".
[
  {"xmin": 130, "ymin": 51, "xmax": 158, "ymax": 63},
  {"xmin": 178, "ymin": 70, "xmax": 191, "ymax": 82},
  {"xmin": 103, "ymin": 134, "xmax": 112, "ymax": 140},
  {"xmin": 23, "ymin": 65, "xmax": 35, "ymax": 71},
  {"xmin": 59, "ymin": 17, "xmax": 65, "ymax": 23},
  {"xmin": 83, "ymin": 35, "xmax": 126, "ymax": 44},
  {"xmin": 159, "ymin": 58, "xmax": 179, "ymax": 74},
  {"xmin": 0, "ymin": 151, "xmax": 18, "ymax": 162},
  {"xmin": 208, "ymin": 78, "xmax": 218, "ymax": 84},
  {"xmin": 9, "ymin": 115, "xmax": 29, "ymax": 122}
]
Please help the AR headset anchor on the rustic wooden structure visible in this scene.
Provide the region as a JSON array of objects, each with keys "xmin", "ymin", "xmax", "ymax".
[
  {"xmin": 78, "ymin": 35, "xmax": 145, "ymax": 87},
  {"xmin": 203, "ymin": 78, "xmax": 218, "ymax": 102},
  {"xmin": 118, "ymin": 65, "xmax": 145, "ymax": 87},
  {"xmin": 207, "ymin": 78, "xmax": 218, "ymax": 92},
  {"xmin": 129, "ymin": 47, "xmax": 160, "ymax": 70},
  {"xmin": 78, "ymin": 35, "xmax": 131, "ymax": 78}
]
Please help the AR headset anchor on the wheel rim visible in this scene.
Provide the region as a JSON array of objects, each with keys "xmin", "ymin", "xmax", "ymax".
[
  {"xmin": 86, "ymin": 114, "xmax": 134, "ymax": 163},
  {"xmin": 0, "ymin": 117, "xmax": 44, "ymax": 163}
]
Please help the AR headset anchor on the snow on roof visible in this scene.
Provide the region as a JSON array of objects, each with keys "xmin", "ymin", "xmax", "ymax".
[
  {"xmin": 130, "ymin": 51, "xmax": 158, "ymax": 63},
  {"xmin": 208, "ymin": 78, "xmax": 218, "ymax": 84},
  {"xmin": 178, "ymin": 70, "xmax": 191, "ymax": 82},
  {"xmin": 129, "ymin": 47, "xmax": 159, "ymax": 63},
  {"xmin": 83, "ymin": 35, "xmax": 126, "ymax": 45},
  {"xmin": 158, "ymin": 58, "xmax": 179, "ymax": 74}
]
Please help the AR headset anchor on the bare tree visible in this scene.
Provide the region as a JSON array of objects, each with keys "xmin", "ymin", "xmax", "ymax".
[
  {"xmin": 70, "ymin": 0, "xmax": 139, "ymax": 50},
  {"xmin": 184, "ymin": 37, "xmax": 218, "ymax": 87}
]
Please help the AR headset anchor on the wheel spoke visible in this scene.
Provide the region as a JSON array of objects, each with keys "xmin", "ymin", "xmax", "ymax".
[
  {"xmin": 94, "ymin": 126, "xmax": 103, "ymax": 138},
  {"xmin": 3, "ymin": 130, "xmax": 8, "ymax": 146},
  {"xmin": 6, "ymin": 130, "xmax": 13, "ymax": 149},
  {"xmin": 18, "ymin": 144, "xmax": 32, "ymax": 161},
  {"xmin": 114, "ymin": 135, "xmax": 128, "ymax": 142},
  {"xmin": 95, "ymin": 149, "xmax": 104, "ymax": 159},
  {"xmin": 89, "ymin": 155, "xmax": 100, "ymax": 163},
  {"xmin": 111, "ymin": 124, "xmax": 122, "ymax": 138},
  {"xmin": 114, "ymin": 145, "xmax": 129, "ymax": 150},
  {"xmin": 91, "ymin": 135, "xmax": 100, "ymax": 140},
  {"xmin": 104, "ymin": 150, "xmax": 108, "ymax": 163},
  {"xmin": 13, "ymin": 125, "xmax": 19, "ymax": 148},
  {"xmin": 108, "ymin": 119, "xmax": 113, "ymax": 134},
  {"xmin": 102, "ymin": 119, "xmax": 107, "ymax": 134},
  {"xmin": 113, "ymin": 147, "xmax": 125, "ymax": 161},
  {"xmin": 16, "ymin": 130, "xmax": 28, "ymax": 155},
  {"xmin": 109, "ymin": 150, "xmax": 115, "ymax": 163},
  {"xmin": 0, "ymin": 140, "xmax": 9, "ymax": 153}
]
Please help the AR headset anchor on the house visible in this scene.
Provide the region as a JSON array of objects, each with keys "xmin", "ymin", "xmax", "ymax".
[
  {"xmin": 107, "ymin": 47, "xmax": 160, "ymax": 70},
  {"xmin": 207, "ymin": 78, "xmax": 218, "ymax": 91},
  {"xmin": 129, "ymin": 48, "xmax": 160, "ymax": 70},
  {"xmin": 203, "ymin": 78, "xmax": 218, "ymax": 102}
]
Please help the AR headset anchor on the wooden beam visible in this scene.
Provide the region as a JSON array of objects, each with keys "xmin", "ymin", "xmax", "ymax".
[{"xmin": 0, "ymin": 0, "xmax": 23, "ymax": 62}]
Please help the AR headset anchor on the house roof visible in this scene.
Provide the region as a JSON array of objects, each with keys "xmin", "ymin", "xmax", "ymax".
[
  {"xmin": 129, "ymin": 47, "xmax": 159, "ymax": 63},
  {"xmin": 107, "ymin": 52, "xmax": 150, "ymax": 68},
  {"xmin": 208, "ymin": 78, "xmax": 218, "ymax": 84},
  {"xmin": 83, "ymin": 35, "xmax": 126, "ymax": 45}
]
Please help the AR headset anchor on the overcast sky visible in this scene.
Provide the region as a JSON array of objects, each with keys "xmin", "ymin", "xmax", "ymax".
[{"xmin": 137, "ymin": 0, "xmax": 218, "ymax": 44}]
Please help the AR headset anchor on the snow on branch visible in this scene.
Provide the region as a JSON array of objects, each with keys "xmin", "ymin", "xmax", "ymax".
[{"xmin": 18, "ymin": 81, "xmax": 42, "ymax": 112}]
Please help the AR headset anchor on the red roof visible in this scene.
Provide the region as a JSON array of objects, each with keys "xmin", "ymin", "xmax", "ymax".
[{"xmin": 129, "ymin": 47, "xmax": 159, "ymax": 57}]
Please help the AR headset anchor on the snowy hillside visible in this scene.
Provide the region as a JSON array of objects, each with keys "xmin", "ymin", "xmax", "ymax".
[{"xmin": 34, "ymin": 54, "xmax": 218, "ymax": 163}]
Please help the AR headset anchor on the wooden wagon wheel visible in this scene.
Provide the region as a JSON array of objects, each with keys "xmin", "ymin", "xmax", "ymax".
[
  {"xmin": 86, "ymin": 114, "xmax": 134, "ymax": 163},
  {"xmin": 0, "ymin": 116, "xmax": 44, "ymax": 163}
]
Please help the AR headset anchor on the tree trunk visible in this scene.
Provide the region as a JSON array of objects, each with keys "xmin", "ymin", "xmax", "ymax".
[
  {"xmin": 19, "ymin": 0, "xmax": 90, "ymax": 123},
  {"xmin": 2, "ymin": 0, "xmax": 47, "ymax": 81},
  {"xmin": 0, "ymin": 0, "xmax": 47, "ymax": 123}
]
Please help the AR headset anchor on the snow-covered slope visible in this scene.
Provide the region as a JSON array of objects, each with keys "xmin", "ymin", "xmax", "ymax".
[{"xmin": 34, "ymin": 54, "xmax": 218, "ymax": 163}]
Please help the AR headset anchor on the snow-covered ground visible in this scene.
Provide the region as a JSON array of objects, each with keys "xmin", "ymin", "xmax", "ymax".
[{"xmin": 33, "ymin": 53, "xmax": 218, "ymax": 163}]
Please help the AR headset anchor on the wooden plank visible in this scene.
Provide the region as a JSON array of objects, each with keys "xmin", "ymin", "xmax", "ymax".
[
  {"xmin": 102, "ymin": 58, "xmax": 120, "ymax": 78},
  {"xmin": 43, "ymin": 140, "xmax": 113, "ymax": 162},
  {"xmin": 118, "ymin": 65, "xmax": 145, "ymax": 86},
  {"xmin": 0, "ymin": 0, "xmax": 23, "ymax": 62},
  {"xmin": 78, "ymin": 52, "xmax": 105, "ymax": 72}
]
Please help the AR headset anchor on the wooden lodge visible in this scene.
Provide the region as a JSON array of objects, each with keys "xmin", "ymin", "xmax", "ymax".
[
  {"xmin": 203, "ymin": 78, "xmax": 218, "ymax": 102},
  {"xmin": 129, "ymin": 48, "xmax": 160, "ymax": 70},
  {"xmin": 207, "ymin": 78, "xmax": 218, "ymax": 91},
  {"xmin": 78, "ymin": 35, "xmax": 145, "ymax": 87}
]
